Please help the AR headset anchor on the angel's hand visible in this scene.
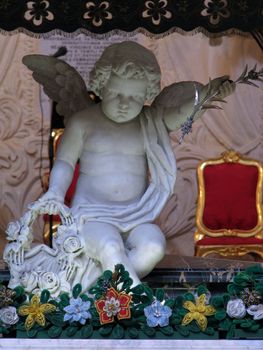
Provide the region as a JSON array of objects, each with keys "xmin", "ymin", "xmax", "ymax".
[{"xmin": 28, "ymin": 193, "xmax": 74, "ymax": 226}]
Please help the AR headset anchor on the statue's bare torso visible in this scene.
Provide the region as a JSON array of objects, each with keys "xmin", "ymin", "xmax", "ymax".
[{"xmin": 58, "ymin": 104, "xmax": 148, "ymax": 207}]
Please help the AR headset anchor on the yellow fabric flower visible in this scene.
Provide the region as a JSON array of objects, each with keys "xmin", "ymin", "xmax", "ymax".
[
  {"xmin": 181, "ymin": 294, "xmax": 216, "ymax": 331},
  {"xmin": 18, "ymin": 294, "xmax": 56, "ymax": 331}
]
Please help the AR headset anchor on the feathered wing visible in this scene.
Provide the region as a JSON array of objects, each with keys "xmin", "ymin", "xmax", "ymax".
[
  {"xmin": 152, "ymin": 81, "xmax": 204, "ymax": 109},
  {"xmin": 22, "ymin": 55, "xmax": 94, "ymax": 121}
]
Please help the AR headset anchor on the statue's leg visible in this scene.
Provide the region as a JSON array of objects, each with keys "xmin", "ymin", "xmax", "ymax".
[
  {"xmin": 81, "ymin": 221, "xmax": 141, "ymax": 285},
  {"xmin": 125, "ymin": 224, "xmax": 166, "ymax": 278}
]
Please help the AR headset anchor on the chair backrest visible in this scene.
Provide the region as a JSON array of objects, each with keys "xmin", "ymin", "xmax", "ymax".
[{"xmin": 195, "ymin": 150, "xmax": 263, "ymax": 242}]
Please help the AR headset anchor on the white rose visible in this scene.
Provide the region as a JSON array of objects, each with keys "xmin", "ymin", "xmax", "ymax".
[
  {"xmin": 0, "ymin": 306, "xmax": 19, "ymax": 326},
  {"xmin": 38, "ymin": 272, "xmax": 60, "ymax": 297},
  {"xmin": 63, "ymin": 236, "xmax": 83, "ymax": 254},
  {"xmin": 6, "ymin": 221, "xmax": 21, "ymax": 241},
  {"xmin": 247, "ymin": 304, "xmax": 263, "ymax": 320},
  {"xmin": 226, "ymin": 299, "xmax": 246, "ymax": 319},
  {"xmin": 20, "ymin": 271, "xmax": 39, "ymax": 293}
]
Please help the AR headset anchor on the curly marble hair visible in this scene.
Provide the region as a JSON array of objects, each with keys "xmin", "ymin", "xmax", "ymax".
[{"xmin": 89, "ymin": 41, "xmax": 161, "ymax": 101}]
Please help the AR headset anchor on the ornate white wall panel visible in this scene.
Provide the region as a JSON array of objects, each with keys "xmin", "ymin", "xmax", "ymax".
[{"xmin": 0, "ymin": 34, "xmax": 49, "ymax": 254}]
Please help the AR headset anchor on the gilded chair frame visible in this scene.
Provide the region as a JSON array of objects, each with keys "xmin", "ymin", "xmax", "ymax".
[
  {"xmin": 195, "ymin": 151, "xmax": 263, "ymax": 258},
  {"xmin": 43, "ymin": 128, "xmax": 65, "ymax": 245}
]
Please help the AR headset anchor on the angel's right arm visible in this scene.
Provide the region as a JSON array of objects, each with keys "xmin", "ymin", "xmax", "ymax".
[{"xmin": 47, "ymin": 115, "xmax": 84, "ymax": 201}]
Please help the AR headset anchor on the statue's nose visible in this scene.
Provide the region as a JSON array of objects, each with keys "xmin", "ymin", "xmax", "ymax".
[{"xmin": 118, "ymin": 95, "xmax": 129, "ymax": 108}]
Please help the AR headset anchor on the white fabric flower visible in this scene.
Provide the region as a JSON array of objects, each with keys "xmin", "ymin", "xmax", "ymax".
[
  {"xmin": 0, "ymin": 306, "xmax": 19, "ymax": 326},
  {"xmin": 20, "ymin": 271, "xmax": 39, "ymax": 293},
  {"xmin": 247, "ymin": 304, "xmax": 263, "ymax": 320},
  {"xmin": 226, "ymin": 299, "xmax": 246, "ymax": 319},
  {"xmin": 38, "ymin": 271, "xmax": 60, "ymax": 297},
  {"xmin": 38, "ymin": 271, "xmax": 70, "ymax": 298},
  {"xmin": 6, "ymin": 221, "xmax": 21, "ymax": 241}
]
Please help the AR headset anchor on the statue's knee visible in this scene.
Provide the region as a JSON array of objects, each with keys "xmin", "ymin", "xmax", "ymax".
[
  {"xmin": 146, "ymin": 240, "xmax": 165, "ymax": 261},
  {"xmin": 102, "ymin": 239, "xmax": 123, "ymax": 257}
]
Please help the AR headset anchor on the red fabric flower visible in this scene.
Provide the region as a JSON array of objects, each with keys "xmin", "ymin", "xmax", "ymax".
[{"xmin": 95, "ymin": 287, "xmax": 132, "ymax": 324}]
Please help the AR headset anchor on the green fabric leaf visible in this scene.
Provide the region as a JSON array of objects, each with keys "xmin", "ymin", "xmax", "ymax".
[
  {"xmin": 130, "ymin": 284, "xmax": 145, "ymax": 295},
  {"xmin": 233, "ymin": 272, "xmax": 252, "ymax": 287},
  {"xmin": 178, "ymin": 307, "xmax": 187, "ymax": 317},
  {"xmin": 59, "ymin": 293, "xmax": 70, "ymax": 306},
  {"xmin": 222, "ymin": 293, "xmax": 230, "ymax": 304},
  {"xmin": 159, "ymin": 326, "xmax": 174, "ymax": 336},
  {"xmin": 214, "ymin": 310, "xmax": 226, "ymax": 321},
  {"xmin": 141, "ymin": 325, "xmax": 156, "ymax": 337},
  {"xmin": 176, "ymin": 325, "xmax": 190, "ymax": 337},
  {"xmin": 196, "ymin": 284, "xmax": 208, "ymax": 296},
  {"xmin": 170, "ymin": 316, "xmax": 182, "ymax": 325},
  {"xmin": 127, "ymin": 327, "xmax": 139, "ymax": 339},
  {"xmin": 155, "ymin": 288, "xmax": 164, "ymax": 301},
  {"xmin": 245, "ymin": 265, "xmax": 263, "ymax": 275},
  {"xmin": 143, "ymin": 285, "xmax": 154, "ymax": 301},
  {"xmin": 249, "ymin": 324, "xmax": 261, "ymax": 332},
  {"xmin": 184, "ymin": 293, "xmax": 195, "ymax": 302},
  {"xmin": 66, "ymin": 326, "xmax": 78, "ymax": 337},
  {"xmin": 27, "ymin": 328, "xmax": 38, "ymax": 338},
  {"xmin": 255, "ymin": 284, "xmax": 263, "ymax": 295},
  {"xmin": 48, "ymin": 326, "xmax": 62, "ymax": 338},
  {"xmin": 219, "ymin": 318, "xmax": 232, "ymax": 331},
  {"xmin": 40, "ymin": 289, "xmax": 50, "ymax": 304},
  {"xmin": 80, "ymin": 324, "xmax": 93, "ymax": 338},
  {"xmin": 46, "ymin": 313, "xmax": 64, "ymax": 327},
  {"xmin": 226, "ymin": 325, "xmax": 235, "ymax": 339},
  {"xmin": 80, "ymin": 294, "xmax": 89, "ymax": 302},
  {"xmin": 13, "ymin": 286, "xmax": 25, "ymax": 298},
  {"xmin": 240, "ymin": 319, "xmax": 253, "ymax": 328},
  {"xmin": 189, "ymin": 323, "xmax": 201, "ymax": 333},
  {"xmin": 211, "ymin": 296, "xmax": 224, "ymax": 308},
  {"xmin": 203, "ymin": 327, "xmax": 215, "ymax": 335},
  {"xmin": 98, "ymin": 325, "xmax": 113, "ymax": 336},
  {"xmin": 233, "ymin": 319, "xmax": 243, "ymax": 325},
  {"xmin": 72, "ymin": 284, "xmax": 82, "ymax": 299},
  {"xmin": 227, "ymin": 284, "xmax": 237, "ymax": 295},
  {"xmin": 165, "ymin": 299, "xmax": 175, "ymax": 308},
  {"xmin": 88, "ymin": 286, "xmax": 100, "ymax": 295},
  {"xmin": 48, "ymin": 300, "xmax": 59, "ymax": 307},
  {"xmin": 112, "ymin": 324, "xmax": 125, "ymax": 339},
  {"xmin": 122, "ymin": 278, "xmax": 133, "ymax": 291},
  {"xmin": 102, "ymin": 270, "xmax": 112, "ymax": 280},
  {"xmin": 16, "ymin": 322, "xmax": 26, "ymax": 331},
  {"xmin": 174, "ymin": 296, "xmax": 184, "ymax": 308}
]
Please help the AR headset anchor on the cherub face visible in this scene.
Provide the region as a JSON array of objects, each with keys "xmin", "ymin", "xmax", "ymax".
[{"xmin": 101, "ymin": 73, "xmax": 147, "ymax": 123}]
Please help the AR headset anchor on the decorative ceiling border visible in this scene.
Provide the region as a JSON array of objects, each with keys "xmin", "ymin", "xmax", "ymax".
[{"xmin": 0, "ymin": 0, "xmax": 261, "ymax": 37}]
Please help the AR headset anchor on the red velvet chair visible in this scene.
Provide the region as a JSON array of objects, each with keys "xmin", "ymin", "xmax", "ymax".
[
  {"xmin": 195, "ymin": 150, "xmax": 263, "ymax": 259},
  {"xmin": 43, "ymin": 128, "xmax": 79, "ymax": 245}
]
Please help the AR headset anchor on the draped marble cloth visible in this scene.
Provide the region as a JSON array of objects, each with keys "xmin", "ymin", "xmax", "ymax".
[{"xmin": 71, "ymin": 106, "xmax": 177, "ymax": 232}]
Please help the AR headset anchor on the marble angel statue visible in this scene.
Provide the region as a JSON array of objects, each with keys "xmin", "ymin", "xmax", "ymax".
[{"xmin": 4, "ymin": 41, "xmax": 235, "ymax": 296}]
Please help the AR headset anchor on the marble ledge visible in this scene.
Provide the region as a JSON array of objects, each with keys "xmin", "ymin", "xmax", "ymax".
[{"xmin": 0, "ymin": 339, "xmax": 263, "ymax": 350}]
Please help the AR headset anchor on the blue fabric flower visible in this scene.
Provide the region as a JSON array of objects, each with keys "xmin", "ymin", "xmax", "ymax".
[
  {"xmin": 63, "ymin": 297, "xmax": 91, "ymax": 325},
  {"xmin": 144, "ymin": 300, "xmax": 172, "ymax": 327}
]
